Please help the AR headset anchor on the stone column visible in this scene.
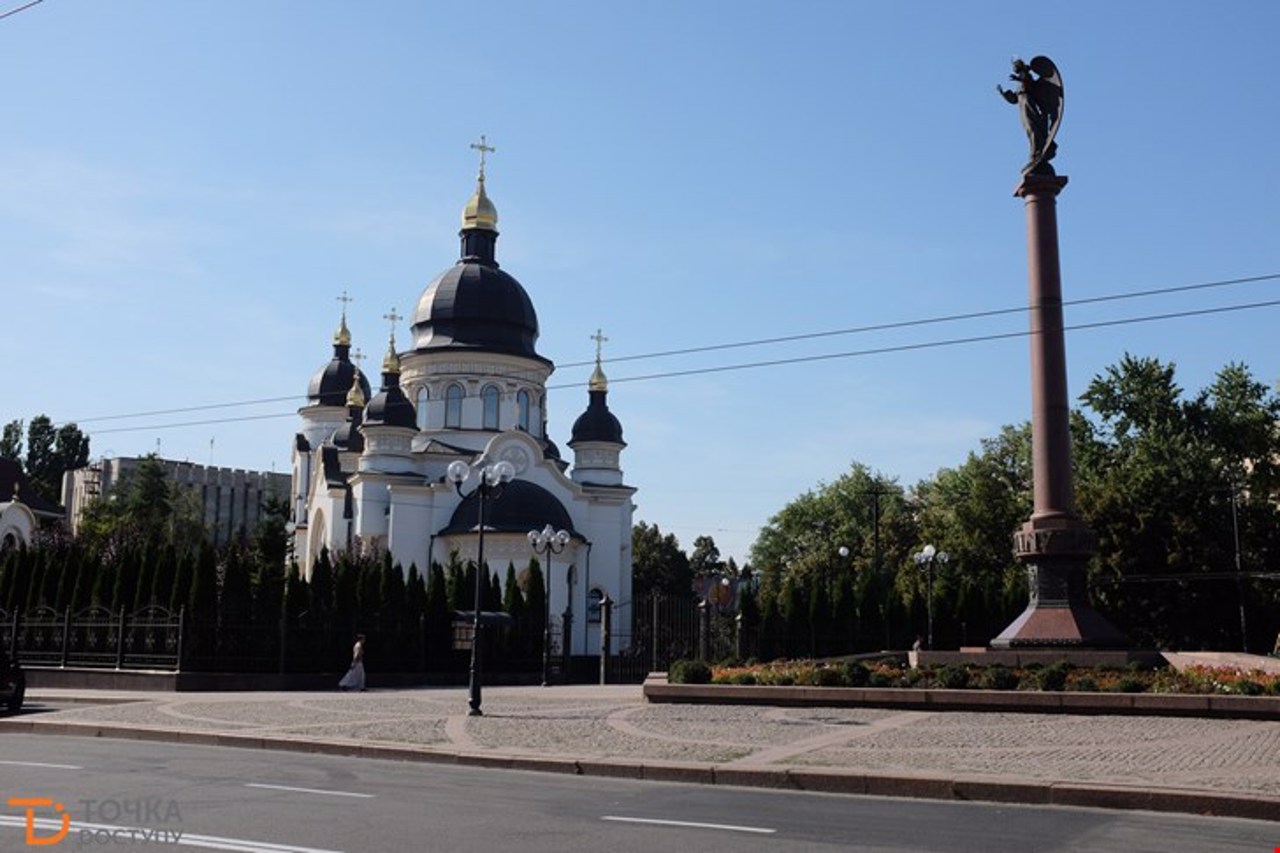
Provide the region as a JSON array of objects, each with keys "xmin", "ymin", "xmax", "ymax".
[{"xmin": 991, "ymin": 173, "xmax": 1127, "ymax": 649}]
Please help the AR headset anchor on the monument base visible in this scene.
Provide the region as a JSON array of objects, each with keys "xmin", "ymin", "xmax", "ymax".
[
  {"xmin": 989, "ymin": 600, "xmax": 1130, "ymax": 649},
  {"xmin": 992, "ymin": 547, "xmax": 1130, "ymax": 649}
]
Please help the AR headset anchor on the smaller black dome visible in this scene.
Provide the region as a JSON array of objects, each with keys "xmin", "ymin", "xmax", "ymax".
[
  {"xmin": 364, "ymin": 373, "xmax": 416, "ymax": 431},
  {"xmin": 308, "ymin": 344, "xmax": 372, "ymax": 407},
  {"xmin": 441, "ymin": 479, "xmax": 574, "ymax": 536},
  {"xmin": 570, "ymin": 390, "xmax": 625, "ymax": 446}
]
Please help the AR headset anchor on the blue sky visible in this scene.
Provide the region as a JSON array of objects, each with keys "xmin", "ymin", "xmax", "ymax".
[{"xmin": 2, "ymin": 1, "xmax": 1277, "ymax": 565}]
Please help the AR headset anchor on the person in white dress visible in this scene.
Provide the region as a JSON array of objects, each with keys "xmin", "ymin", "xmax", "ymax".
[{"xmin": 338, "ymin": 634, "xmax": 366, "ymax": 691}]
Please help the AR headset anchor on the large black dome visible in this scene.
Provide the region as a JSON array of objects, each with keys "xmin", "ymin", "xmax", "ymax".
[
  {"xmin": 308, "ymin": 343, "xmax": 372, "ymax": 407},
  {"xmin": 440, "ymin": 479, "xmax": 574, "ymax": 536},
  {"xmin": 411, "ymin": 260, "xmax": 547, "ymax": 363}
]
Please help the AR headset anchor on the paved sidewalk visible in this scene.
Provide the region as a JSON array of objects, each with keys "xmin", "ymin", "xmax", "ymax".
[{"xmin": 5, "ymin": 684, "xmax": 1279, "ymax": 821}]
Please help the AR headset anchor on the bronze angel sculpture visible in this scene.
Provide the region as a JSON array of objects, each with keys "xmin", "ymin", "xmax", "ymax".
[{"xmin": 998, "ymin": 56, "xmax": 1063, "ymax": 176}]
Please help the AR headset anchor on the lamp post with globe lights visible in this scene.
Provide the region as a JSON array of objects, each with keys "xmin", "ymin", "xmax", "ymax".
[
  {"xmin": 447, "ymin": 458, "xmax": 515, "ymax": 716},
  {"xmin": 527, "ymin": 524, "xmax": 571, "ymax": 686},
  {"xmin": 913, "ymin": 544, "xmax": 949, "ymax": 651}
]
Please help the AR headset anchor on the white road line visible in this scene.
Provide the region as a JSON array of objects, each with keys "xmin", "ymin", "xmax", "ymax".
[
  {"xmin": 0, "ymin": 815, "xmax": 344, "ymax": 853},
  {"xmin": 244, "ymin": 783, "xmax": 374, "ymax": 799},
  {"xmin": 0, "ymin": 759, "xmax": 84, "ymax": 770},
  {"xmin": 602, "ymin": 815, "xmax": 777, "ymax": 835}
]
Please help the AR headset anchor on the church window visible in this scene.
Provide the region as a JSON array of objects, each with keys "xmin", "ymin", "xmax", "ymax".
[
  {"xmin": 587, "ymin": 588, "xmax": 604, "ymax": 624},
  {"xmin": 482, "ymin": 385, "xmax": 500, "ymax": 430},
  {"xmin": 517, "ymin": 390, "xmax": 531, "ymax": 431},
  {"xmin": 416, "ymin": 387, "xmax": 429, "ymax": 431},
  {"xmin": 445, "ymin": 384, "xmax": 463, "ymax": 428}
]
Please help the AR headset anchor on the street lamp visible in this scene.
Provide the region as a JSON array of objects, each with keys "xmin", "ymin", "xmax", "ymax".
[
  {"xmin": 527, "ymin": 523, "xmax": 571, "ymax": 687},
  {"xmin": 913, "ymin": 544, "xmax": 949, "ymax": 651},
  {"xmin": 448, "ymin": 458, "xmax": 515, "ymax": 716}
]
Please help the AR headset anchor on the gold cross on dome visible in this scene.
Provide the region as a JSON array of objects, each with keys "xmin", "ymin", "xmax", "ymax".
[
  {"xmin": 336, "ymin": 289, "xmax": 354, "ymax": 319},
  {"xmin": 470, "ymin": 134, "xmax": 496, "ymax": 179},
  {"xmin": 382, "ymin": 307, "xmax": 403, "ymax": 345},
  {"xmin": 591, "ymin": 328, "xmax": 609, "ymax": 362}
]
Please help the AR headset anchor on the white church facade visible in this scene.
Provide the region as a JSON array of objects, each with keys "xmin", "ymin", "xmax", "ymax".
[{"xmin": 288, "ymin": 152, "xmax": 636, "ymax": 656}]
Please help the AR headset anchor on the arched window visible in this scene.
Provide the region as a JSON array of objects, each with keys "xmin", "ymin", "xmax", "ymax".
[
  {"xmin": 416, "ymin": 387, "xmax": 429, "ymax": 431},
  {"xmin": 539, "ymin": 393, "xmax": 548, "ymax": 437},
  {"xmin": 482, "ymin": 385, "xmax": 500, "ymax": 430},
  {"xmin": 516, "ymin": 390, "xmax": 531, "ymax": 432},
  {"xmin": 445, "ymin": 384, "xmax": 464, "ymax": 428}
]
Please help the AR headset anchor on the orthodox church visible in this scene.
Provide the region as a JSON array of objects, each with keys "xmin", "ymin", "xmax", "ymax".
[{"xmin": 288, "ymin": 147, "xmax": 636, "ymax": 656}]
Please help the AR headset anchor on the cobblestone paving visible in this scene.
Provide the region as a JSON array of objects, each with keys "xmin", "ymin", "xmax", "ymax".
[{"xmin": 16, "ymin": 686, "xmax": 1280, "ymax": 799}]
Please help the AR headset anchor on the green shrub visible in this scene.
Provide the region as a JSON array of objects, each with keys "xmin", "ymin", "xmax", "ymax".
[
  {"xmin": 937, "ymin": 664, "xmax": 970, "ymax": 690},
  {"xmin": 669, "ymin": 659, "xmax": 712, "ymax": 685},
  {"xmin": 815, "ymin": 666, "xmax": 845, "ymax": 687},
  {"xmin": 1072, "ymin": 676, "xmax": 1099, "ymax": 693},
  {"xmin": 773, "ymin": 673, "xmax": 795, "ymax": 686},
  {"xmin": 1036, "ymin": 661, "xmax": 1071, "ymax": 692},
  {"xmin": 1235, "ymin": 679, "xmax": 1264, "ymax": 696},
  {"xmin": 1113, "ymin": 676, "xmax": 1146, "ymax": 693},
  {"xmin": 867, "ymin": 670, "xmax": 893, "ymax": 688},
  {"xmin": 731, "ymin": 671, "xmax": 757, "ymax": 686},
  {"xmin": 981, "ymin": 665, "xmax": 1020, "ymax": 691},
  {"xmin": 1268, "ymin": 680, "xmax": 1280, "ymax": 697},
  {"xmin": 842, "ymin": 661, "xmax": 870, "ymax": 687}
]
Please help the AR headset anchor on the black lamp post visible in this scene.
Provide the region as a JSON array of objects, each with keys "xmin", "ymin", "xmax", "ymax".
[
  {"xmin": 448, "ymin": 458, "xmax": 515, "ymax": 716},
  {"xmin": 527, "ymin": 523, "xmax": 570, "ymax": 687},
  {"xmin": 913, "ymin": 544, "xmax": 949, "ymax": 651}
]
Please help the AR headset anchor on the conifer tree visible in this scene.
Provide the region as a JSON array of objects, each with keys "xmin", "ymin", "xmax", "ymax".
[
  {"xmin": 502, "ymin": 563, "xmax": 524, "ymax": 618},
  {"xmin": 309, "ymin": 548, "xmax": 334, "ymax": 615},
  {"xmin": 405, "ymin": 563, "xmax": 427, "ymax": 621}
]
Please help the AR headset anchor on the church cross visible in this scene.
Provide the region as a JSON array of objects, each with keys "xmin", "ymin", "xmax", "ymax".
[
  {"xmin": 382, "ymin": 307, "xmax": 403, "ymax": 345},
  {"xmin": 470, "ymin": 134, "xmax": 496, "ymax": 179},
  {"xmin": 336, "ymin": 289, "xmax": 354, "ymax": 319},
  {"xmin": 352, "ymin": 347, "xmax": 365, "ymax": 369},
  {"xmin": 591, "ymin": 328, "xmax": 609, "ymax": 363}
]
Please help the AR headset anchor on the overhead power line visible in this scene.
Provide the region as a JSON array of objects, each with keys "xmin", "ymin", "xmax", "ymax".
[
  {"xmin": 0, "ymin": 0, "xmax": 43, "ymax": 22},
  {"xmin": 554, "ymin": 272, "xmax": 1280, "ymax": 369},
  {"xmin": 72, "ymin": 297, "xmax": 1280, "ymax": 437}
]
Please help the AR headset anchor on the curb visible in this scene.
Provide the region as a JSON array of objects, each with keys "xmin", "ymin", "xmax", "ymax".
[
  {"xmin": 2, "ymin": 718, "xmax": 1276, "ymax": 824},
  {"xmin": 642, "ymin": 680, "xmax": 1280, "ymax": 720}
]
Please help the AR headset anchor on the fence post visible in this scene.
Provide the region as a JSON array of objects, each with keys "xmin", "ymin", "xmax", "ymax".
[
  {"xmin": 561, "ymin": 608, "xmax": 573, "ymax": 683},
  {"xmin": 650, "ymin": 594, "xmax": 660, "ymax": 673},
  {"xmin": 60, "ymin": 607, "xmax": 71, "ymax": 668},
  {"xmin": 176, "ymin": 607, "xmax": 186, "ymax": 673},
  {"xmin": 115, "ymin": 607, "xmax": 126, "ymax": 670},
  {"xmin": 599, "ymin": 595, "xmax": 612, "ymax": 685}
]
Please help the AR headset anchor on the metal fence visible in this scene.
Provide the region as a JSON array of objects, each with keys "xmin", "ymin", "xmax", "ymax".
[{"xmin": 3, "ymin": 605, "xmax": 184, "ymax": 670}]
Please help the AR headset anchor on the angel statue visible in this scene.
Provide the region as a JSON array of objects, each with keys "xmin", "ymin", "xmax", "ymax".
[{"xmin": 998, "ymin": 56, "xmax": 1063, "ymax": 175}]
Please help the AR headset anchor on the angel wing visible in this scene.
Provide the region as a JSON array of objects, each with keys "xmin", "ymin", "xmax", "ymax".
[{"xmin": 1029, "ymin": 55, "xmax": 1064, "ymax": 160}]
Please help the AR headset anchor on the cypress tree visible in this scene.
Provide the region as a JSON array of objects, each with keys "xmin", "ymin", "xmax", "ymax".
[
  {"xmin": 91, "ymin": 557, "xmax": 117, "ymax": 609},
  {"xmin": 379, "ymin": 555, "xmax": 406, "ymax": 622},
  {"xmin": 54, "ymin": 544, "xmax": 79, "ymax": 610},
  {"xmin": 425, "ymin": 561, "xmax": 453, "ymax": 663},
  {"xmin": 133, "ymin": 542, "xmax": 158, "ymax": 611},
  {"xmin": 445, "ymin": 551, "xmax": 464, "ymax": 611},
  {"xmin": 169, "ymin": 549, "xmax": 194, "ymax": 614},
  {"xmin": 405, "ymin": 563, "xmax": 427, "ymax": 622},
  {"xmin": 219, "ymin": 543, "xmax": 254, "ymax": 626},
  {"xmin": 25, "ymin": 547, "xmax": 47, "ymax": 609},
  {"xmin": 357, "ymin": 556, "xmax": 381, "ymax": 621},
  {"xmin": 309, "ymin": 548, "xmax": 334, "ymax": 615},
  {"xmin": 461, "ymin": 561, "xmax": 477, "ymax": 612},
  {"xmin": 150, "ymin": 542, "xmax": 178, "ymax": 611},
  {"xmin": 502, "ymin": 564, "xmax": 524, "ymax": 618}
]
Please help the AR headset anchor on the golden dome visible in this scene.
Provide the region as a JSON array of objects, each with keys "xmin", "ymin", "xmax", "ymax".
[
  {"xmin": 382, "ymin": 341, "xmax": 401, "ymax": 375},
  {"xmin": 334, "ymin": 314, "xmax": 352, "ymax": 346},
  {"xmin": 461, "ymin": 174, "xmax": 499, "ymax": 232},
  {"xmin": 589, "ymin": 360, "xmax": 608, "ymax": 392},
  {"xmin": 346, "ymin": 369, "xmax": 366, "ymax": 408}
]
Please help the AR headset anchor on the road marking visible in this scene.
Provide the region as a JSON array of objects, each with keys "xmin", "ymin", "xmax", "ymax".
[
  {"xmin": 0, "ymin": 815, "xmax": 344, "ymax": 852},
  {"xmin": 0, "ymin": 759, "xmax": 83, "ymax": 770},
  {"xmin": 602, "ymin": 815, "xmax": 777, "ymax": 835},
  {"xmin": 245, "ymin": 783, "xmax": 374, "ymax": 799}
]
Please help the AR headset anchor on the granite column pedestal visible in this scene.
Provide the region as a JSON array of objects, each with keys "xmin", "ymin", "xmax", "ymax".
[{"xmin": 991, "ymin": 173, "xmax": 1127, "ymax": 649}]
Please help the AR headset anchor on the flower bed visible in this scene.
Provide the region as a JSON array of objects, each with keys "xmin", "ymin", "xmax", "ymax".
[{"xmin": 669, "ymin": 658, "xmax": 1280, "ymax": 696}]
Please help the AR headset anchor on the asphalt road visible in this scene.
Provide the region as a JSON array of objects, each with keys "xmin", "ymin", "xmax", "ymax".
[{"xmin": 0, "ymin": 735, "xmax": 1275, "ymax": 852}]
